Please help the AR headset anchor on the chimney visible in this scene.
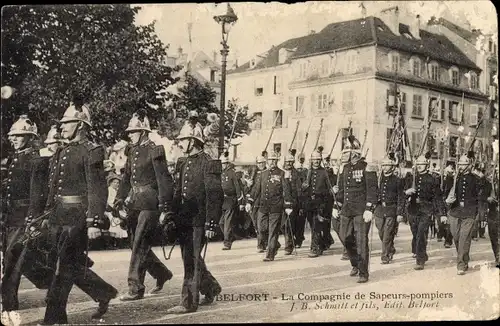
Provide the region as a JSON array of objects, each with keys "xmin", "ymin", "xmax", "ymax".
[
  {"xmin": 379, "ymin": 6, "xmax": 400, "ymax": 36},
  {"xmin": 410, "ymin": 14, "xmax": 421, "ymax": 40},
  {"xmin": 177, "ymin": 47, "xmax": 183, "ymax": 57}
]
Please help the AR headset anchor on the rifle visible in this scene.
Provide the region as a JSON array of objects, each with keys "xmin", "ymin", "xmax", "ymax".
[
  {"xmin": 19, "ymin": 208, "xmax": 55, "ymax": 247},
  {"xmin": 263, "ymin": 109, "xmax": 282, "ymax": 156},
  {"xmin": 304, "ymin": 118, "xmax": 324, "ymax": 187},
  {"xmin": 299, "ymin": 117, "xmax": 314, "ymax": 157},
  {"xmin": 360, "ymin": 129, "xmax": 368, "ymax": 154},
  {"xmin": 289, "ymin": 120, "xmax": 300, "ymax": 153},
  {"xmin": 445, "ymin": 94, "xmax": 466, "ymax": 203}
]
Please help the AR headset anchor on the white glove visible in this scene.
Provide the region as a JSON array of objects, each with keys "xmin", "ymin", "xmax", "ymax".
[
  {"xmin": 332, "ymin": 208, "xmax": 339, "ymax": 219},
  {"xmin": 159, "ymin": 212, "xmax": 167, "ymax": 224},
  {"xmin": 285, "ymin": 208, "xmax": 293, "ymax": 215},
  {"xmin": 245, "ymin": 203, "xmax": 252, "ymax": 212},
  {"xmin": 239, "ymin": 205, "xmax": 245, "ymax": 211},
  {"xmin": 317, "ymin": 215, "xmax": 325, "ymax": 222},
  {"xmin": 332, "ymin": 185, "xmax": 339, "ymax": 194},
  {"xmin": 87, "ymin": 227, "xmax": 101, "ymax": 240},
  {"xmin": 440, "ymin": 216, "xmax": 448, "ymax": 224},
  {"xmin": 363, "ymin": 210, "xmax": 373, "ymax": 223},
  {"xmin": 405, "ymin": 188, "xmax": 416, "ymax": 196},
  {"xmin": 247, "ymin": 180, "xmax": 253, "ymax": 187},
  {"xmin": 205, "ymin": 230, "xmax": 215, "ymax": 239},
  {"xmin": 396, "ymin": 215, "xmax": 404, "ymax": 223},
  {"xmin": 487, "ymin": 196, "xmax": 496, "ymax": 203},
  {"xmin": 445, "ymin": 195, "xmax": 456, "ymax": 205}
]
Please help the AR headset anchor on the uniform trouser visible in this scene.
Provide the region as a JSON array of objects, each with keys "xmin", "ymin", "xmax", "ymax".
[
  {"xmin": 322, "ymin": 219, "xmax": 334, "ymax": 249},
  {"xmin": 220, "ymin": 205, "xmax": 236, "ymax": 248},
  {"xmin": 251, "ymin": 206, "xmax": 265, "ymax": 249},
  {"xmin": 294, "ymin": 208, "xmax": 307, "ymax": 245},
  {"xmin": 375, "ymin": 215, "xmax": 396, "ymax": 262},
  {"xmin": 283, "ymin": 208, "xmax": 298, "ymax": 252},
  {"xmin": 1, "ymin": 226, "xmax": 53, "ymax": 311},
  {"xmin": 44, "ymin": 224, "xmax": 117, "ymax": 324},
  {"xmin": 178, "ymin": 225, "xmax": 221, "ymax": 311},
  {"xmin": 448, "ymin": 215, "xmax": 475, "ymax": 271},
  {"xmin": 471, "ymin": 218, "xmax": 486, "ymax": 238},
  {"xmin": 408, "ymin": 211, "xmax": 431, "ymax": 265},
  {"xmin": 487, "ymin": 214, "xmax": 499, "ymax": 262},
  {"xmin": 127, "ymin": 210, "xmax": 171, "ymax": 296},
  {"xmin": 437, "ymin": 217, "xmax": 453, "ymax": 245},
  {"xmin": 339, "ymin": 215, "xmax": 371, "ymax": 278},
  {"xmin": 306, "ymin": 211, "xmax": 324, "ymax": 254},
  {"xmin": 257, "ymin": 210, "xmax": 281, "ymax": 259}
]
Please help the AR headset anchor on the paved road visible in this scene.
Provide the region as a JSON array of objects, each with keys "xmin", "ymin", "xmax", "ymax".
[{"xmin": 9, "ymin": 225, "xmax": 500, "ymax": 324}]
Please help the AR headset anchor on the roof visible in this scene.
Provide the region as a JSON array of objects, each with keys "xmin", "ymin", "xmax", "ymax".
[
  {"xmin": 229, "ymin": 16, "xmax": 480, "ymax": 74},
  {"xmin": 427, "ymin": 17, "xmax": 480, "ymax": 44}
]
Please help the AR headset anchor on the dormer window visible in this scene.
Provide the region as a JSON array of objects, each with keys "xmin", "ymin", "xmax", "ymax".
[
  {"xmin": 410, "ymin": 57, "xmax": 421, "ymax": 77},
  {"xmin": 449, "ymin": 66, "xmax": 460, "ymax": 86},
  {"xmin": 389, "ymin": 52, "xmax": 400, "ymax": 73},
  {"xmin": 470, "ymin": 72, "xmax": 478, "ymax": 89},
  {"xmin": 429, "ymin": 62, "xmax": 440, "ymax": 81}
]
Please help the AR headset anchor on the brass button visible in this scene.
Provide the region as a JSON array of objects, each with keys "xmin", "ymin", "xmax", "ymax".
[{"xmin": 14, "ymin": 158, "xmax": 18, "ymax": 162}]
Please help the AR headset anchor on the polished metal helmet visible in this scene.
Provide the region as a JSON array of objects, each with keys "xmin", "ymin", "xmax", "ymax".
[
  {"xmin": 267, "ymin": 151, "xmax": 279, "ymax": 160},
  {"xmin": 415, "ymin": 155, "xmax": 430, "ymax": 165},
  {"xmin": 457, "ymin": 154, "xmax": 472, "ymax": 166},
  {"xmin": 8, "ymin": 115, "xmax": 39, "ymax": 137},
  {"xmin": 381, "ymin": 156, "xmax": 396, "ymax": 166},
  {"xmin": 311, "ymin": 150, "xmax": 322, "ymax": 160},
  {"xmin": 177, "ymin": 121, "xmax": 205, "ymax": 144},
  {"xmin": 125, "ymin": 111, "xmax": 151, "ymax": 133},
  {"xmin": 59, "ymin": 103, "xmax": 92, "ymax": 126},
  {"xmin": 220, "ymin": 152, "xmax": 230, "ymax": 163},
  {"xmin": 44, "ymin": 125, "xmax": 61, "ymax": 144},
  {"xmin": 256, "ymin": 155, "xmax": 266, "ymax": 163},
  {"xmin": 284, "ymin": 154, "xmax": 295, "ymax": 162}
]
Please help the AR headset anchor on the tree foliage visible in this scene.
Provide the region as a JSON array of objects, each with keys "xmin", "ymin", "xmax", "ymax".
[
  {"xmin": 1, "ymin": 4, "xmax": 180, "ymax": 153},
  {"xmin": 162, "ymin": 74, "xmax": 254, "ymax": 146}
]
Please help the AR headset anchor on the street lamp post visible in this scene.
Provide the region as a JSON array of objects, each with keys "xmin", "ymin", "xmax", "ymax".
[{"xmin": 214, "ymin": 3, "xmax": 238, "ymax": 157}]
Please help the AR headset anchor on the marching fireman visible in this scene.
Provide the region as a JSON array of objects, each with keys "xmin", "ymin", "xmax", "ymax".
[
  {"xmin": 444, "ymin": 152, "xmax": 487, "ymax": 275},
  {"xmin": 246, "ymin": 155, "xmax": 267, "ymax": 252},
  {"xmin": 471, "ymin": 164, "xmax": 487, "ymax": 240},
  {"xmin": 322, "ymin": 153, "xmax": 336, "ymax": 250},
  {"xmin": 114, "ymin": 110, "xmax": 174, "ymax": 300},
  {"xmin": 282, "ymin": 150, "xmax": 302, "ymax": 255},
  {"xmin": 165, "ymin": 118, "xmax": 223, "ymax": 314},
  {"xmin": 303, "ymin": 149, "xmax": 332, "ymax": 258},
  {"xmin": 332, "ymin": 135, "xmax": 378, "ymax": 283},
  {"xmin": 403, "ymin": 152, "xmax": 446, "ymax": 271},
  {"xmin": 40, "ymin": 100, "xmax": 118, "ymax": 324},
  {"xmin": 438, "ymin": 163, "xmax": 455, "ymax": 248},
  {"xmin": 483, "ymin": 163, "xmax": 499, "ymax": 264},
  {"xmin": 294, "ymin": 153, "xmax": 308, "ymax": 248},
  {"xmin": 220, "ymin": 152, "xmax": 244, "ymax": 250},
  {"xmin": 246, "ymin": 151, "xmax": 292, "ymax": 261},
  {"xmin": 374, "ymin": 154, "xmax": 404, "ymax": 264},
  {"xmin": 1, "ymin": 116, "xmax": 51, "ymax": 313}
]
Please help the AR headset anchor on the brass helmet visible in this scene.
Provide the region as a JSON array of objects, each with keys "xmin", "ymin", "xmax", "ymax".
[
  {"xmin": 457, "ymin": 153, "xmax": 472, "ymax": 166},
  {"xmin": 44, "ymin": 125, "xmax": 61, "ymax": 144},
  {"xmin": 381, "ymin": 153, "xmax": 397, "ymax": 166},
  {"xmin": 284, "ymin": 153, "xmax": 295, "ymax": 162},
  {"xmin": 177, "ymin": 120, "xmax": 205, "ymax": 144},
  {"xmin": 415, "ymin": 154, "xmax": 430, "ymax": 166},
  {"xmin": 59, "ymin": 102, "xmax": 92, "ymax": 126},
  {"xmin": 8, "ymin": 115, "xmax": 39, "ymax": 137},
  {"xmin": 125, "ymin": 111, "xmax": 151, "ymax": 133},
  {"xmin": 341, "ymin": 135, "xmax": 362, "ymax": 155},
  {"xmin": 256, "ymin": 155, "xmax": 266, "ymax": 163},
  {"xmin": 267, "ymin": 151, "xmax": 280, "ymax": 160},
  {"xmin": 220, "ymin": 152, "xmax": 230, "ymax": 164},
  {"xmin": 311, "ymin": 150, "xmax": 322, "ymax": 160}
]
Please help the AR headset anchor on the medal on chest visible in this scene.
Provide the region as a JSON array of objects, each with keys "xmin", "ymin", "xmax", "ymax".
[
  {"xmin": 352, "ymin": 170, "xmax": 363, "ymax": 182},
  {"xmin": 270, "ymin": 175, "xmax": 281, "ymax": 184}
]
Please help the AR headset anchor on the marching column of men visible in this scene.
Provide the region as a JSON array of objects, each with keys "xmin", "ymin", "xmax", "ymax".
[{"xmin": 2, "ymin": 105, "xmax": 499, "ymax": 323}]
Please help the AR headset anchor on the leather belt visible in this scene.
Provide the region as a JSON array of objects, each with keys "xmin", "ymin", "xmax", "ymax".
[
  {"xmin": 57, "ymin": 196, "xmax": 86, "ymax": 204},
  {"xmin": 11, "ymin": 199, "xmax": 30, "ymax": 207}
]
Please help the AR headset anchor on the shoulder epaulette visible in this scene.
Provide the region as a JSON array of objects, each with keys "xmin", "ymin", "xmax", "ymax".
[
  {"xmin": 88, "ymin": 144, "xmax": 105, "ymax": 165},
  {"xmin": 151, "ymin": 145, "xmax": 166, "ymax": 160},
  {"xmin": 365, "ymin": 163, "xmax": 377, "ymax": 173}
]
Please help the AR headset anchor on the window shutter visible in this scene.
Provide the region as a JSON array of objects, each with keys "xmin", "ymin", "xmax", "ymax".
[
  {"xmin": 311, "ymin": 94, "xmax": 316, "ymax": 115},
  {"xmin": 470, "ymin": 104, "xmax": 478, "ymax": 126},
  {"xmin": 441, "ymin": 99, "xmax": 445, "ymax": 120},
  {"xmin": 448, "ymin": 100, "xmax": 453, "ymax": 120},
  {"xmin": 402, "ymin": 92, "xmax": 407, "ymax": 114},
  {"xmin": 386, "ymin": 89, "xmax": 390, "ymax": 112},
  {"xmin": 328, "ymin": 93, "xmax": 335, "ymax": 113},
  {"xmin": 288, "ymin": 96, "xmax": 294, "ymax": 113}
]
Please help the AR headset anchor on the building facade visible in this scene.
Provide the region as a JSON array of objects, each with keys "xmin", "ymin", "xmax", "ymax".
[{"xmin": 227, "ymin": 7, "xmax": 491, "ymax": 167}]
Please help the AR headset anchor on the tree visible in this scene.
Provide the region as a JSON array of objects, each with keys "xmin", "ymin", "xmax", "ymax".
[
  {"xmin": 163, "ymin": 73, "xmax": 254, "ymax": 147},
  {"xmin": 1, "ymin": 4, "xmax": 180, "ymax": 153}
]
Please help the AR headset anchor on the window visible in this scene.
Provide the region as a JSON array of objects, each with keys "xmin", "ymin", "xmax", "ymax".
[
  {"xmin": 255, "ymin": 87, "xmax": 263, "ymax": 96},
  {"xmin": 318, "ymin": 128, "xmax": 327, "ymax": 148},
  {"xmin": 449, "ymin": 136, "xmax": 458, "ymax": 158},
  {"xmin": 412, "ymin": 94, "xmax": 423, "ymax": 118},
  {"xmin": 427, "ymin": 135, "xmax": 438, "ymax": 158},
  {"xmin": 342, "ymin": 89, "xmax": 355, "ymax": 113},
  {"xmin": 412, "ymin": 58, "xmax": 421, "ymax": 77},
  {"xmin": 470, "ymin": 104, "xmax": 479, "ymax": 126},
  {"xmin": 411, "ymin": 131, "xmax": 423, "ymax": 153},
  {"xmin": 449, "ymin": 101, "xmax": 462, "ymax": 123},
  {"xmin": 387, "ymin": 90, "xmax": 407, "ymax": 115},
  {"xmin": 429, "ymin": 97, "xmax": 444, "ymax": 121},
  {"xmin": 252, "ymin": 112, "xmax": 262, "ymax": 130},
  {"xmin": 390, "ymin": 52, "xmax": 400, "ymax": 72},
  {"xmin": 273, "ymin": 143, "xmax": 282, "ymax": 155},
  {"xmin": 317, "ymin": 93, "xmax": 328, "ymax": 114},
  {"xmin": 430, "ymin": 62, "xmax": 440, "ymax": 81},
  {"xmin": 386, "ymin": 128, "xmax": 394, "ymax": 152},
  {"xmin": 295, "ymin": 96, "xmax": 305, "ymax": 115},
  {"xmin": 210, "ymin": 70, "xmax": 216, "ymax": 82},
  {"xmin": 341, "ymin": 128, "xmax": 351, "ymax": 150},
  {"xmin": 450, "ymin": 68, "xmax": 460, "ymax": 86},
  {"xmin": 299, "ymin": 62, "xmax": 308, "ymax": 79},
  {"xmin": 273, "ymin": 110, "xmax": 283, "ymax": 128},
  {"xmin": 321, "ymin": 60, "xmax": 329, "ymax": 76},
  {"xmin": 400, "ymin": 92, "xmax": 407, "ymax": 114},
  {"xmin": 345, "ymin": 51, "xmax": 358, "ymax": 74},
  {"xmin": 470, "ymin": 73, "xmax": 478, "ymax": 89}
]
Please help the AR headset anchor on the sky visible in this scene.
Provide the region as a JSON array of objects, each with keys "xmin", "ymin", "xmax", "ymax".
[{"xmin": 133, "ymin": 1, "xmax": 497, "ymax": 65}]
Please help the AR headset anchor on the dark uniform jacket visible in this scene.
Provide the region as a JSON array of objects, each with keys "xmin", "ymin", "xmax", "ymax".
[
  {"xmin": 404, "ymin": 171, "xmax": 445, "ymax": 217},
  {"xmin": 116, "ymin": 140, "xmax": 173, "ymax": 211},
  {"xmin": 2, "ymin": 148, "xmax": 49, "ymax": 227},
  {"xmin": 443, "ymin": 173, "xmax": 486, "ymax": 219},
  {"xmin": 173, "ymin": 151, "xmax": 223, "ymax": 229},
  {"xmin": 284, "ymin": 167, "xmax": 302, "ymax": 209},
  {"xmin": 336, "ymin": 159, "xmax": 378, "ymax": 217},
  {"xmin": 483, "ymin": 180, "xmax": 498, "ymax": 218},
  {"xmin": 247, "ymin": 168, "xmax": 266, "ymax": 208},
  {"xmin": 46, "ymin": 139, "xmax": 107, "ymax": 225},
  {"xmin": 374, "ymin": 173, "xmax": 404, "ymax": 218},
  {"xmin": 248, "ymin": 166, "xmax": 292, "ymax": 214},
  {"xmin": 221, "ymin": 164, "xmax": 244, "ymax": 210},
  {"xmin": 303, "ymin": 167, "xmax": 332, "ymax": 216}
]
